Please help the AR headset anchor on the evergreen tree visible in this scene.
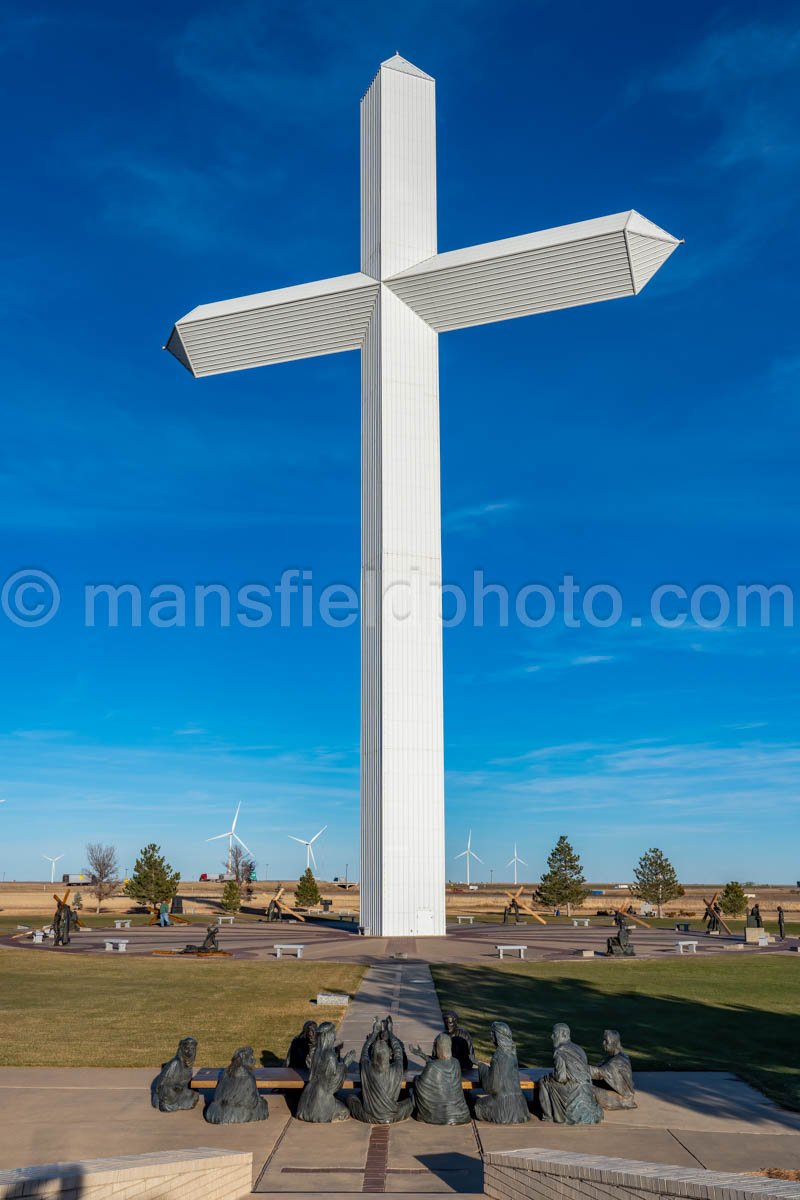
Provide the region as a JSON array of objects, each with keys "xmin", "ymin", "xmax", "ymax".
[
  {"xmin": 124, "ymin": 844, "xmax": 180, "ymax": 908},
  {"xmin": 632, "ymin": 848, "xmax": 682, "ymax": 917},
  {"xmin": 719, "ymin": 880, "xmax": 747, "ymax": 917},
  {"xmin": 221, "ymin": 880, "xmax": 242, "ymax": 913},
  {"xmin": 294, "ymin": 867, "xmax": 321, "ymax": 908},
  {"xmin": 537, "ymin": 835, "xmax": 588, "ymax": 915}
]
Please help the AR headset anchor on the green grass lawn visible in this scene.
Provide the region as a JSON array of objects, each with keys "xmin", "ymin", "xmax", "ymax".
[
  {"xmin": 431, "ymin": 957, "xmax": 800, "ymax": 1111},
  {"xmin": 0, "ymin": 949, "xmax": 364, "ymax": 1068}
]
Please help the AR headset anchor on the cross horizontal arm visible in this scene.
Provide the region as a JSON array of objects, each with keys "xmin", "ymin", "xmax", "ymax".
[
  {"xmin": 384, "ymin": 211, "xmax": 680, "ymax": 332},
  {"xmin": 166, "ymin": 272, "xmax": 379, "ymax": 378}
]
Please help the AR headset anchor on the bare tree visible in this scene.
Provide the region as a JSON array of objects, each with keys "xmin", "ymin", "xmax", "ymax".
[
  {"xmin": 229, "ymin": 844, "xmax": 256, "ymax": 889},
  {"xmin": 85, "ymin": 843, "xmax": 120, "ymax": 913}
]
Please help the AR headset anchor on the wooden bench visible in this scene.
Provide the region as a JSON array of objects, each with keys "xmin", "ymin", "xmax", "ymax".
[
  {"xmin": 114, "ymin": 919, "xmax": 132, "ymax": 929},
  {"xmin": 190, "ymin": 1065, "xmax": 540, "ymax": 1093},
  {"xmin": 274, "ymin": 943, "xmax": 305, "ymax": 958},
  {"xmin": 496, "ymin": 944, "xmax": 526, "ymax": 960},
  {"xmin": 216, "ymin": 916, "xmax": 235, "ymax": 925},
  {"xmin": 104, "ymin": 938, "xmax": 129, "ymax": 953},
  {"xmin": 571, "ymin": 918, "xmax": 590, "ymax": 927},
  {"xmin": 676, "ymin": 939, "xmax": 698, "ymax": 955},
  {"xmin": 456, "ymin": 915, "xmax": 475, "ymax": 925}
]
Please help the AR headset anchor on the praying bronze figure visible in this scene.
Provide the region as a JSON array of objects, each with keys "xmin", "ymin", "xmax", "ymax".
[
  {"xmin": 205, "ymin": 1046, "xmax": 269, "ymax": 1124},
  {"xmin": 152, "ymin": 1037, "xmax": 200, "ymax": 1112},
  {"xmin": 591, "ymin": 1029, "xmax": 637, "ymax": 1110},
  {"xmin": 538, "ymin": 1023, "xmax": 603, "ymax": 1125},
  {"xmin": 473, "ymin": 1021, "xmax": 530, "ymax": 1124}
]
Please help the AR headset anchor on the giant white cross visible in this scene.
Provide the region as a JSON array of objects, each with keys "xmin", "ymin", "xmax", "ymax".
[{"xmin": 166, "ymin": 54, "xmax": 680, "ymax": 937}]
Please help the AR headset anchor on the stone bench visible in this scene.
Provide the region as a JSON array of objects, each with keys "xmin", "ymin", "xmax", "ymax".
[
  {"xmin": 274, "ymin": 943, "xmax": 305, "ymax": 958},
  {"xmin": 191, "ymin": 1065, "xmax": 540, "ymax": 1093},
  {"xmin": 0, "ymin": 1148, "xmax": 252, "ymax": 1200},
  {"xmin": 216, "ymin": 915, "xmax": 235, "ymax": 925},
  {"xmin": 104, "ymin": 938, "xmax": 129, "ymax": 953},
  {"xmin": 497, "ymin": 944, "xmax": 526, "ymax": 959},
  {"xmin": 31, "ymin": 930, "xmax": 48, "ymax": 944},
  {"xmin": 571, "ymin": 918, "xmax": 590, "ymax": 927},
  {"xmin": 114, "ymin": 919, "xmax": 132, "ymax": 929},
  {"xmin": 676, "ymin": 939, "xmax": 698, "ymax": 954},
  {"xmin": 484, "ymin": 1148, "xmax": 800, "ymax": 1200},
  {"xmin": 456, "ymin": 915, "xmax": 475, "ymax": 924}
]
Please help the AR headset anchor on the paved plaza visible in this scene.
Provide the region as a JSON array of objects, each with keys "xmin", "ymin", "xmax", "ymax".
[
  {"xmin": 2, "ymin": 955, "xmax": 800, "ymax": 1195},
  {"xmin": 4, "ymin": 918, "xmax": 792, "ymax": 963}
]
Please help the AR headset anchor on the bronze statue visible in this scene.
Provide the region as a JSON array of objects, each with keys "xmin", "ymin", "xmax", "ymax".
[
  {"xmin": 347, "ymin": 1017, "xmax": 413, "ymax": 1124},
  {"xmin": 413, "ymin": 1010, "xmax": 474, "ymax": 1071},
  {"xmin": 747, "ymin": 903, "xmax": 763, "ymax": 929},
  {"xmin": 180, "ymin": 924, "xmax": 220, "ymax": 955},
  {"xmin": 706, "ymin": 903, "xmax": 721, "ymax": 934},
  {"xmin": 474, "ymin": 1021, "xmax": 530, "ymax": 1124},
  {"xmin": 538, "ymin": 1023, "xmax": 603, "ymax": 1125},
  {"xmin": 296, "ymin": 1021, "xmax": 355, "ymax": 1122},
  {"xmin": 286, "ymin": 1020, "xmax": 318, "ymax": 1071},
  {"xmin": 152, "ymin": 1037, "xmax": 200, "ymax": 1112},
  {"xmin": 591, "ymin": 1030, "xmax": 637, "ymax": 1110},
  {"xmin": 52, "ymin": 900, "xmax": 72, "ymax": 947},
  {"xmin": 606, "ymin": 916, "xmax": 634, "ymax": 957},
  {"xmin": 205, "ymin": 1046, "xmax": 269, "ymax": 1124},
  {"xmin": 410, "ymin": 1033, "xmax": 470, "ymax": 1125},
  {"xmin": 503, "ymin": 898, "xmax": 522, "ymax": 924}
]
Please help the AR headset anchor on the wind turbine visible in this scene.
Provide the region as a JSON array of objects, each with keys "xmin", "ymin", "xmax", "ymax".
[
  {"xmin": 288, "ymin": 826, "xmax": 327, "ymax": 871},
  {"xmin": 507, "ymin": 843, "xmax": 527, "ymax": 887},
  {"xmin": 43, "ymin": 854, "xmax": 64, "ymax": 884},
  {"xmin": 206, "ymin": 803, "xmax": 252, "ymax": 872},
  {"xmin": 455, "ymin": 831, "xmax": 482, "ymax": 886}
]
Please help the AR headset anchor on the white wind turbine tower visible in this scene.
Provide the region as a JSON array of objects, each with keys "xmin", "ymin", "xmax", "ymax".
[
  {"xmin": 288, "ymin": 826, "xmax": 327, "ymax": 871},
  {"xmin": 206, "ymin": 803, "xmax": 252, "ymax": 873},
  {"xmin": 455, "ymin": 831, "xmax": 482, "ymax": 886},
  {"xmin": 507, "ymin": 844, "xmax": 527, "ymax": 887},
  {"xmin": 43, "ymin": 854, "xmax": 64, "ymax": 884}
]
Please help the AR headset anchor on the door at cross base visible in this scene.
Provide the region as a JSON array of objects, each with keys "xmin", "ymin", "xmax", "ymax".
[{"xmin": 416, "ymin": 908, "xmax": 435, "ymax": 935}]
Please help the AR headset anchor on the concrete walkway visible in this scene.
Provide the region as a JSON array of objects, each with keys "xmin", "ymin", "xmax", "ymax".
[{"xmin": 337, "ymin": 962, "xmax": 444, "ymax": 1065}]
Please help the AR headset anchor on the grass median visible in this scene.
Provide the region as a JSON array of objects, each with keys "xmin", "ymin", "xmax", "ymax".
[
  {"xmin": 0, "ymin": 948, "xmax": 364, "ymax": 1067},
  {"xmin": 431, "ymin": 956, "xmax": 800, "ymax": 1110}
]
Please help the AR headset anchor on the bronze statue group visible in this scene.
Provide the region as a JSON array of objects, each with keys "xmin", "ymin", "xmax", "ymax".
[{"xmin": 152, "ymin": 1009, "xmax": 636, "ymax": 1127}]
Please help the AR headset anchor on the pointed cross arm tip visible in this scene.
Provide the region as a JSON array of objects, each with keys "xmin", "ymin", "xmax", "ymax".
[
  {"xmin": 384, "ymin": 210, "xmax": 681, "ymax": 332},
  {"xmin": 166, "ymin": 272, "xmax": 379, "ymax": 379}
]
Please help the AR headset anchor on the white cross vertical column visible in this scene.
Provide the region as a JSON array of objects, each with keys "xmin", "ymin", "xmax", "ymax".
[{"xmin": 360, "ymin": 55, "xmax": 445, "ymax": 937}]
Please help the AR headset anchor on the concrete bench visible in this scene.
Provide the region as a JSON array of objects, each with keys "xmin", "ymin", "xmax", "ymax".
[
  {"xmin": 114, "ymin": 919, "xmax": 132, "ymax": 929},
  {"xmin": 191, "ymin": 1065, "xmax": 541, "ymax": 1094},
  {"xmin": 216, "ymin": 915, "xmax": 235, "ymax": 925},
  {"xmin": 674, "ymin": 922, "xmax": 691, "ymax": 933},
  {"xmin": 456, "ymin": 915, "xmax": 475, "ymax": 924},
  {"xmin": 497, "ymin": 944, "xmax": 526, "ymax": 960},
  {"xmin": 31, "ymin": 930, "xmax": 47, "ymax": 944},
  {"xmin": 676, "ymin": 939, "xmax": 698, "ymax": 954},
  {"xmin": 571, "ymin": 918, "xmax": 590, "ymax": 927},
  {"xmin": 274, "ymin": 943, "xmax": 304, "ymax": 958},
  {"xmin": 0, "ymin": 1147, "xmax": 252, "ymax": 1200},
  {"xmin": 104, "ymin": 938, "xmax": 129, "ymax": 953},
  {"xmin": 576, "ymin": 949, "xmax": 595, "ymax": 958}
]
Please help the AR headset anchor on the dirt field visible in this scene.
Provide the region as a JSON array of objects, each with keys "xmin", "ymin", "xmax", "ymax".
[{"xmin": 1, "ymin": 878, "xmax": 797, "ymax": 921}]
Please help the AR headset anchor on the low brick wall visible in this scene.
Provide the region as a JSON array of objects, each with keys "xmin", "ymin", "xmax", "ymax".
[
  {"xmin": 0, "ymin": 1146, "xmax": 252, "ymax": 1200},
  {"xmin": 485, "ymin": 1148, "xmax": 800, "ymax": 1200}
]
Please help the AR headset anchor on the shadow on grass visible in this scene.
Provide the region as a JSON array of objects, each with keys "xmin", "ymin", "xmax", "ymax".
[{"xmin": 430, "ymin": 962, "xmax": 800, "ymax": 1114}]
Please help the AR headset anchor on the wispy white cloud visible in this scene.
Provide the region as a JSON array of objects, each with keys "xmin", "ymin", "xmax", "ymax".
[
  {"xmin": 639, "ymin": 17, "xmax": 800, "ymax": 290},
  {"xmin": 444, "ymin": 500, "xmax": 520, "ymax": 534}
]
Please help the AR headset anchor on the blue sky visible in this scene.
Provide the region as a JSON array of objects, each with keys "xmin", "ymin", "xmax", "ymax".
[{"xmin": 1, "ymin": 2, "xmax": 798, "ymax": 885}]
